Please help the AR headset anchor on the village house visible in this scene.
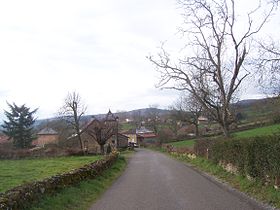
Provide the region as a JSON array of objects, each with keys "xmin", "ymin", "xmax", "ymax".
[
  {"xmin": 136, "ymin": 126, "xmax": 158, "ymax": 145},
  {"xmin": 32, "ymin": 128, "xmax": 59, "ymax": 147},
  {"xmin": 67, "ymin": 111, "xmax": 128, "ymax": 153},
  {"xmin": 122, "ymin": 125, "xmax": 158, "ymax": 145},
  {"xmin": 198, "ymin": 116, "xmax": 208, "ymax": 124},
  {"xmin": 122, "ymin": 129, "xmax": 137, "ymax": 145}
]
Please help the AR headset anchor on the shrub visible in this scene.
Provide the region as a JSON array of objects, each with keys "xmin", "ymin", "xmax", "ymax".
[
  {"xmin": 207, "ymin": 135, "xmax": 280, "ymax": 185},
  {"xmin": 273, "ymin": 113, "xmax": 280, "ymax": 124},
  {"xmin": 194, "ymin": 138, "xmax": 216, "ymax": 158}
]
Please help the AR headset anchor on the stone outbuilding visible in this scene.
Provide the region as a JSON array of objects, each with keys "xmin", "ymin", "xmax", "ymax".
[{"xmin": 33, "ymin": 128, "xmax": 59, "ymax": 147}]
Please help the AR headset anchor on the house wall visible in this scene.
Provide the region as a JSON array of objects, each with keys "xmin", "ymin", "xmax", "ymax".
[
  {"xmin": 68, "ymin": 132, "xmax": 127, "ymax": 153},
  {"xmin": 117, "ymin": 135, "xmax": 128, "ymax": 148},
  {"xmin": 36, "ymin": 135, "xmax": 59, "ymax": 147},
  {"xmin": 80, "ymin": 132, "xmax": 100, "ymax": 153},
  {"xmin": 125, "ymin": 134, "xmax": 137, "ymax": 144}
]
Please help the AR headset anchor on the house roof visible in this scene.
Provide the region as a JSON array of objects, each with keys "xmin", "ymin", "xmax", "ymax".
[
  {"xmin": 105, "ymin": 110, "xmax": 118, "ymax": 121},
  {"xmin": 198, "ymin": 116, "xmax": 208, "ymax": 121},
  {"xmin": 136, "ymin": 126, "xmax": 153, "ymax": 134},
  {"xmin": 38, "ymin": 128, "xmax": 58, "ymax": 135},
  {"xmin": 137, "ymin": 133, "xmax": 157, "ymax": 138},
  {"xmin": 118, "ymin": 133, "xmax": 129, "ymax": 139}
]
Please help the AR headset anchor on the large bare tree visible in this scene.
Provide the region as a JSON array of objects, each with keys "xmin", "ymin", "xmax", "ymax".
[
  {"xmin": 59, "ymin": 92, "xmax": 87, "ymax": 151},
  {"xmin": 257, "ymin": 39, "xmax": 280, "ymax": 95},
  {"xmin": 149, "ymin": 0, "xmax": 274, "ymax": 137}
]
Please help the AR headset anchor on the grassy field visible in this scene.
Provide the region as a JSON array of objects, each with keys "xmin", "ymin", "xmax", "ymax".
[
  {"xmin": 29, "ymin": 152, "xmax": 132, "ymax": 210},
  {"xmin": 0, "ymin": 156, "xmax": 101, "ymax": 193},
  {"xmin": 167, "ymin": 140, "xmax": 195, "ymax": 148},
  {"xmin": 233, "ymin": 123, "xmax": 280, "ymax": 138}
]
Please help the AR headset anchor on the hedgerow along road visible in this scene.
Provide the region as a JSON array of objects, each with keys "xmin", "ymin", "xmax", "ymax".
[{"xmin": 90, "ymin": 149, "xmax": 273, "ymax": 210}]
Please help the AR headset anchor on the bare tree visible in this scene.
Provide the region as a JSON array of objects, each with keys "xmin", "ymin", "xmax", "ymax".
[
  {"xmin": 257, "ymin": 39, "xmax": 280, "ymax": 95},
  {"xmin": 177, "ymin": 94, "xmax": 203, "ymax": 137},
  {"xmin": 59, "ymin": 92, "xmax": 86, "ymax": 151},
  {"xmin": 149, "ymin": 0, "xmax": 274, "ymax": 137},
  {"xmin": 85, "ymin": 111, "xmax": 118, "ymax": 154},
  {"xmin": 167, "ymin": 107, "xmax": 184, "ymax": 137}
]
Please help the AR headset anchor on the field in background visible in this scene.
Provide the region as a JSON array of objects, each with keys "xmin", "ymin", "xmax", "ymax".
[
  {"xmin": 167, "ymin": 140, "xmax": 195, "ymax": 148},
  {"xmin": 0, "ymin": 156, "xmax": 101, "ymax": 193},
  {"xmin": 233, "ymin": 123, "xmax": 280, "ymax": 138},
  {"xmin": 165, "ymin": 123, "xmax": 280, "ymax": 150}
]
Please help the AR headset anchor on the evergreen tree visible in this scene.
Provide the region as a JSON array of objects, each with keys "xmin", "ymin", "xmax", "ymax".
[{"xmin": 2, "ymin": 103, "xmax": 37, "ymax": 149}]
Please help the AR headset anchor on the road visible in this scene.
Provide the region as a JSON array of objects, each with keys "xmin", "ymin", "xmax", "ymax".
[{"xmin": 90, "ymin": 149, "xmax": 273, "ymax": 210}]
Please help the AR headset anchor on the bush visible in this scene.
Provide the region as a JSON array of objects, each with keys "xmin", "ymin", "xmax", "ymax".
[
  {"xmin": 194, "ymin": 138, "xmax": 216, "ymax": 158},
  {"xmin": 273, "ymin": 114, "xmax": 280, "ymax": 124},
  {"xmin": 201, "ymin": 135, "xmax": 280, "ymax": 185}
]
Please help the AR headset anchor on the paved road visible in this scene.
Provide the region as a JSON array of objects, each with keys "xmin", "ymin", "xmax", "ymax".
[{"xmin": 90, "ymin": 149, "xmax": 272, "ymax": 210}]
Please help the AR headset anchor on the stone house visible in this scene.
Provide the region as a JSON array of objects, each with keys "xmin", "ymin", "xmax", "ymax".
[
  {"xmin": 33, "ymin": 128, "xmax": 59, "ymax": 147},
  {"xmin": 67, "ymin": 111, "xmax": 128, "ymax": 153},
  {"xmin": 122, "ymin": 126, "xmax": 158, "ymax": 145},
  {"xmin": 122, "ymin": 129, "xmax": 137, "ymax": 144}
]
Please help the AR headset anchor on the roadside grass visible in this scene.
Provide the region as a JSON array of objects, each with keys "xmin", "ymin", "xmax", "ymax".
[
  {"xmin": 28, "ymin": 151, "xmax": 133, "ymax": 210},
  {"xmin": 167, "ymin": 152, "xmax": 280, "ymax": 208},
  {"xmin": 233, "ymin": 123, "xmax": 280, "ymax": 138},
  {"xmin": 167, "ymin": 139, "xmax": 195, "ymax": 148},
  {"xmin": 0, "ymin": 156, "xmax": 101, "ymax": 193}
]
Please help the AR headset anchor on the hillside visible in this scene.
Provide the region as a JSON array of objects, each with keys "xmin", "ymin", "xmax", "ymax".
[{"xmin": 7, "ymin": 97, "xmax": 278, "ymax": 132}]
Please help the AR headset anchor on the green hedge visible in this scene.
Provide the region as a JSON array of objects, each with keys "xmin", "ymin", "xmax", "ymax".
[
  {"xmin": 195, "ymin": 136, "xmax": 280, "ymax": 185},
  {"xmin": 0, "ymin": 152, "xmax": 118, "ymax": 210}
]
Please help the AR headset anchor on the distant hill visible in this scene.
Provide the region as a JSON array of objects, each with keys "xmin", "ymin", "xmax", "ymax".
[
  {"xmin": 32, "ymin": 97, "xmax": 279, "ymax": 129},
  {"xmin": 33, "ymin": 107, "xmax": 170, "ymax": 128},
  {"xmin": 235, "ymin": 99, "xmax": 260, "ymax": 106}
]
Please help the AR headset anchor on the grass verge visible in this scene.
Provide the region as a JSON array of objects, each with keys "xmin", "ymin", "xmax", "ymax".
[
  {"xmin": 28, "ymin": 152, "xmax": 133, "ymax": 210},
  {"xmin": 156, "ymin": 148, "xmax": 280, "ymax": 208},
  {"xmin": 0, "ymin": 156, "xmax": 101, "ymax": 193}
]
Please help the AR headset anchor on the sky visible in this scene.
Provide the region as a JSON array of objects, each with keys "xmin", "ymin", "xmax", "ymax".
[{"xmin": 0, "ymin": 0, "xmax": 279, "ymax": 120}]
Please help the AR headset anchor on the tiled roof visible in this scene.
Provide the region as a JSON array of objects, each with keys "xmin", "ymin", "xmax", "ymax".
[
  {"xmin": 105, "ymin": 110, "xmax": 118, "ymax": 121},
  {"xmin": 38, "ymin": 128, "xmax": 58, "ymax": 135},
  {"xmin": 137, "ymin": 133, "xmax": 157, "ymax": 138},
  {"xmin": 136, "ymin": 126, "xmax": 153, "ymax": 134}
]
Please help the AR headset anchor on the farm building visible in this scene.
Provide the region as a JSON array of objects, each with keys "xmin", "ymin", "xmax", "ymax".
[
  {"xmin": 122, "ymin": 129, "xmax": 137, "ymax": 144},
  {"xmin": 33, "ymin": 128, "xmax": 59, "ymax": 147},
  {"xmin": 67, "ymin": 111, "xmax": 128, "ymax": 153},
  {"xmin": 136, "ymin": 126, "xmax": 158, "ymax": 144}
]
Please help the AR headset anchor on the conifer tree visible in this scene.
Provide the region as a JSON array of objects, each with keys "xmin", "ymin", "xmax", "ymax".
[{"xmin": 2, "ymin": 103, "xmax": 37, "ymax": 149}]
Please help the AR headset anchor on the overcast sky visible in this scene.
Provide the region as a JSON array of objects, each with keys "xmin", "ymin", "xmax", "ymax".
[{"xmin": 0, "ymin": 0, "xmax": 279, "ymax": 119}]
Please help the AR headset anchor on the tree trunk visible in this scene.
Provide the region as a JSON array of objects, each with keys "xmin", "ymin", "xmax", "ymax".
[
  {"xmin": 195, "ymin": 123, "xmax": 199, "ymax": 137},
  {"xmin": 100, "ymin": 144, "xmax": 105, "ymax": 155},
  {"xmin": 77, "ymin": 133, "xmax": 84, "ymax": 152},
  {"xmin": 222, "ymin": 123, "xmax": 230, "ymax": 138}
]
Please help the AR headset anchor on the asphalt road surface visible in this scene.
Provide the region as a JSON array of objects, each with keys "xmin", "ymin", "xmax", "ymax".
[{"xmin": 90, "ymin": 149, "xmax": 273, "ymax": 210}]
